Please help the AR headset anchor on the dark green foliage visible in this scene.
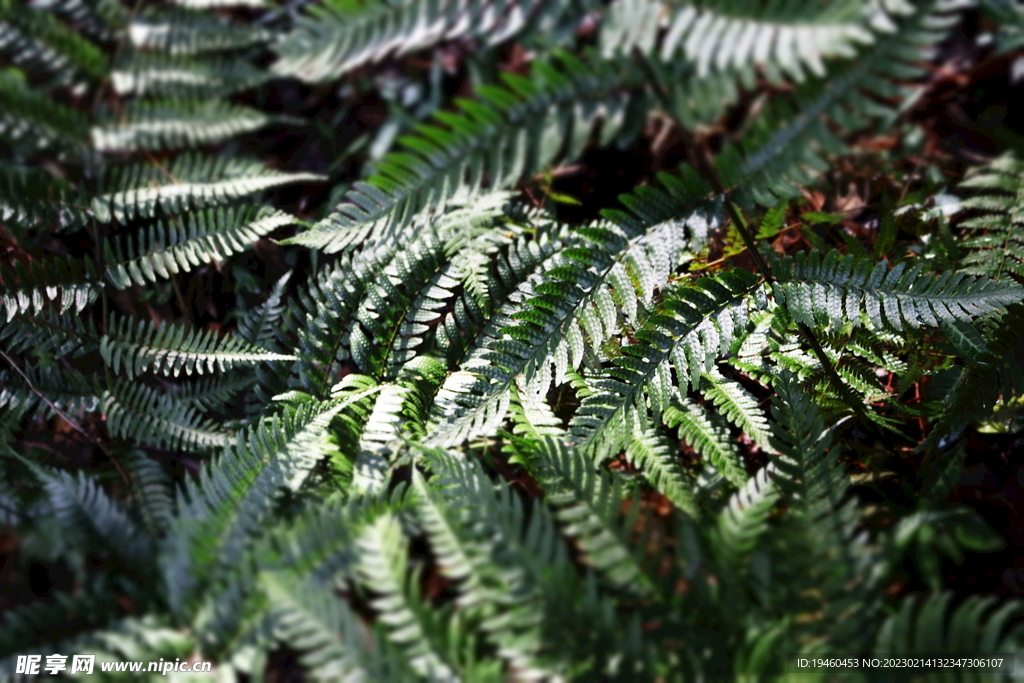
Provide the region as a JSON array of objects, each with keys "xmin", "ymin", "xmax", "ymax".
[{"xmin": 2, "ymin": 0, "xmax": 1023, "ymax": 680}]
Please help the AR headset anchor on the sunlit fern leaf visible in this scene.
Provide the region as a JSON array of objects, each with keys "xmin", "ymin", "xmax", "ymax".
[
  {"xmin": 605, "ymin": 0, "xmax": 909, "ymax": 82},
  {"xmin": 273, "ymin": 0, "xmax": 596, "ymax": 83},
  {"xmin": 0, "ymin": 163, "xmax": 90, "ymax": 232},
  {"xmin": 355, "ymin": 513, "xmax": 460, "ymax": 680},
  {"xmin": 663, "ymin": 397, "xmax": 747, "ymax": 487},
  {"xmin": 169, "ymin": 372, "xmax": 259, "ymax": 414},
  {"xmin": 426, "ymin": 211, "xmax": 707, "ymax": 448},
  {"xmin": 171, "ymin": 0, "xmax": 268, "ymax": 8},
  {"xmin": 0, "ymin": 309, "xmax": 100, "ymax": 360},
  {"xmin": 105, "ymin": 206, "xmax": 297, "ymax": 289},
  {"xmin": 956, "ymin": 152, "xmax": 1024, "ymax": 279},
  {"xmin": 112, "ymin": 50, "xmax": 272, "ymax": 97},
  {"xmin": 92, "ymin": 99, "xmax": 304, "ymax": 152},
  {"xmin": 772, "ymin": 251, "xmax": 1024, "ymax": 333},
  {"xmin": 261, "ymin": 571, "xmax": 417, "ymax": 683},
  {"xmin": 520, "ymin": 436, "xmax": 658, "ymax": 595},
  {"xmin": 0, "ymin": 6, "xmax": 107, "ymax": 79},
  {"xmin": 873, "ymin": 591, "xmax": 1023, "ymax": 657},
  {"xmin": 100, "ymin": 315, "xmax": 296, "ymax": 380},
  {"xmin": 162, "ymin": 375, "xmax": 380, "ymax": 614},
  {"xmin": 352, "ymin": 357, "xmax": 447, "ymax": 496},
  {"xmin": 0, "ymin": 69, "xmax": 90, "ymax": 156},
  {"xmin": 570, "ymin": 270, "xmax": 760, "ymax": 459},
  {"xmin": 93, "ymin": 152, "xmax": 325, "ymax": 224},
  {"xmin": 0, "ymin": 256, "xmax": 101, "ymax": 322},
  {"xmin": 285, "ymin": 52, "xmax": 647, "ymax": 253},
  {"xmin": 625, "ymin": 427, "xmax": 699, "ymax": 517},
  {"xmin": 699, "ymin": 369, "xmax": 773, "ymax": 453},
  {"xmin": 103, "ymin": 381, "xmax": 229, "ymax": 452},
  {"xmin": 128, "ymin": 6, "xmax": 271, "ymax": 55},
  {"xmin": 0, "ymin": 364, "xmax": 98, "ymax": 421}
]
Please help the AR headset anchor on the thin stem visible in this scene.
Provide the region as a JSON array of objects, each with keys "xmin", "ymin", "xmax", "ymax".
[{"xmin": 0, "ymin": 349, "xmax": 130, "ymax": 487}]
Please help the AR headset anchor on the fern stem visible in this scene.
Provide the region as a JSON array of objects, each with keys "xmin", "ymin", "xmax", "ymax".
[{"xmin": 0, "ymin": 349, "xmax": 130, "ymax": 487}]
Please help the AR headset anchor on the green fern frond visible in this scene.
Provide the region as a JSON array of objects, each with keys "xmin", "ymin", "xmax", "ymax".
[
  {"xmin": 0, "ymin": 590, "xmax": 116, "ymax": 663},
  {"xmin": 0, "ymin": 7, "xmax": 107, "ymax": 79},
  {"xmin": 100, "ymin": 315, "xmax": 295, "ymax": 379},
  {"xmin": 663, "ymin": 397, "xmax": 747, "ymax": 487},
  {"xmin": 127, "ymin": 451, "xmax": 175, "ymax": 537},
  {"xmin": 710, "ymin": 464, "xmax": 778, "ymax": 575},
  {"xmin": 103, "ymin": 381, "xmax": 229, "ymax": 451},
  {"xmin": 624, "ymin": 427, "xmax": 699, "ymax": 517},
  {"xmin": 0, "ymin": 309, "xmax": 100, "ymax": 360},
  {"xmin": 0, "ymin": 364, "xmax": 98, "ymax": 420},
  {"xmin": 0, "ymin": 256, "xmax": 100, "ymax": 322},
  {"xmin": 570, "ymin": 270, "xmax": 759, "ymax": 459},
  {"xmin": 873, "ymin": 592, "xmax": 1023, "ymax": 657},
  {"xmin": 93, "ymin": 153, "xmax": 325, "ymax": 223},
  {"xmin": 112, "ymin": 50, "xmax": 272, "ymax": 97},
  {"xmin": 105, "ymin": 205, "xmax": 296, "ymax": 289},
  {"xmin": 92, "ymin": 99, "xmax": 303, "ymax": 152},
  {"xmin": 0, "ymin": 69, "xmax": 90, "ymax": 156},
  {"xmin": 956, "ymin": 152, "xmax": 1024, "ymax": 279},
  {"xmin": 605, "ymin": 0, "xmax": 908, "ymax": 82},
  {"xmin": 521, "ymin": 436, "xmax": 657, "ymax": 595},
  {"xmin": 699, "ymin": 368, "xmax": 773, "ymax": 453},
  {"xmin": 772, "ymin": 251, "xmax": 1024, "ymax": 333},
  {"xmin": 261, "ymin": 571, "xmax": 416, "ymax": 682},
  {"xmin": 0, "ymin": 162, "xmax": 90, "ymax": 232},
  {"xmin": 162, "ymin": 375, "xmax": 380, "ymax": 613},
  {"xmin": 286, "ymin": 52, "xmax": 646, "ymax": 253},
  {"xmin": 355, "ymin": 513, "xmax": 459, "ymax": 680},
  {"xmin": 128, "ymin": 6, "xmax": 271, "ymax": 55}
]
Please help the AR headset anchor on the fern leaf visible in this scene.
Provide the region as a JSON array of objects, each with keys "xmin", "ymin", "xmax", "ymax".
[
  {"xmin": 772, "ymin": 251, "xmax": 1024, "ymax": 332},
  {"xmin": 0, "ymin": 364, "xmax": 98, "ymax": 421},
  {"xmin": 956, "ymin": 151, "xmax": 1024, "ymax": 279},
  {"xmin": 873, "ymin": 592, "xmax": 1022, "ymax": 656},
  {"xmin": 105, "ymin": 206, "xmax": 296, "ymax": 289},
  {"xmin": 92, "ymin": 99, "xmax": 303, "ymax": 152},
  {"xmin": 624, "ymin": 427, "xmax": 699, "ymax": 517},
  {"xmin": 0, "ymin": 256, "xmax": 100, "ymax": 322},
  {"xmin": 0, "ymin": 309, "xmax": 100, "ymax": 360},
  {"xmin": 93, "ymin": 153, "xmax": 325, "ymax": 223},
  {"xmin": 127, "ymin": 451, "xmax": 175, "ymax": 537},
  {"xmin": 699, "ymin": 369, "xmax": 773, "ymax": 453},
  {"xmin": 710, "ymin": 465, "xmax": 778, "ymax": 573},
  {"xmin": 163, "ymin": 375, "xmax": 380, "ymax": 613},
  {"xmin": 100, "ymin": 315, "xmax": 295, "ymax": 379},
  {"xmin": 112, "ymin": 50, "xmax": 272, "ymax": 97},
  {"xmin": 570, "ymin": 270, "xmax": 759, "ymax": 459},
  {"xmin": 0, "ymin": 162, "xmax": 90, "ymax": 232},
  {"xmin": 285, "ymin": 53, "xmax": 645, "ymax": 253},
  {"xmin": 663, "ymin": 397, "xmax": 747, "ymax": 487},
  {"xmin": 128, "ymin": 7, "xmax": 271, "ymax": 55},
  {"xmin": 103, "ymin": 381, "xmax": 229, "ymax": 451}
]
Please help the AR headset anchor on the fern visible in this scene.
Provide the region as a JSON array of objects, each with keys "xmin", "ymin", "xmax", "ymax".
[{"xmin": 956, "ymin": 152, "xmax": 1024, "ymax": 279}]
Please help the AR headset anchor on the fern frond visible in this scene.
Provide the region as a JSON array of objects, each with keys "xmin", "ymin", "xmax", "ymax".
[
  {"xmin": 710, "ymin": 464, "xmax": 778, "ymax": 575},
  {"xmin": 0, "ymin": 308, "xmax": 100, "ymax": 360},
  {"xmin": 100, "ymin": 315, "xmax": 295, "ymax": 379},
  {"xmin": 286, "ymin": 52, "xmax": 645, "ymax": 253},
  {"xmin": 772, "ymin": 251, "xmax": 1024, "ymax": 333},
  {"xmin": 261, "ymin": 571, "xmax": 415, "ymax": 682},
  {"xmin": 663, "ymin": 397, "xmax": 747, "ymax": 487},
  {"xmin": 355, "ymin": 513, "xmax": 459, "ymax": 680},
  {"xmin": 956, "ymin": 152, "xmax": 1024, "ymax": 279},
  {"xmin": 873, "ymin": 592, "xmax": 1022, "ymax": 656},
  {"xmin": 0, "ymin": 162, "xmax": 90, "ymax": 232},
  {"xmin": 606, "ymin": 0, "xmax": 908, "ymax": 82},
  {"xmin": 927, "ymin": 304, "xmax": 1024, "ymax": 448},
  {"xmin": 163, "ymin": 375, "xmax": 380, "ymax": 612},
  {"xmin": 273, "ymin": 0, "xmax": 594, "ymax": 82},
  {"xmin": 0, "ymin": 69, "xmax": 90, "ymax": 156},
  {"xmin": 521, "ymin": 436, "xmax": 657, "ymax": 595},
  {"xmin": 93, "ymin": 153, "xmax": 325, "ymax": 223},
  {"xmin": 128, "ymin": 7, "xmax": 271, "ymax": 55},
  {"xmin": 103, "ymin": 381, "xmax": 230, "ymax": 451},
  {"xmin": 92, "ymin": 99, "xmax": 302, "ymax": 152},
  {"xmin": 570, "ymin": 270, "xmax": 759, "ymax": 459},
  {"xmin": 105, "ymin": 205, "xmax": 296, "ymax": 288},
  {"xmin": 127, "ymin": 451, "xmax": 175, "ymax": 537},
  {"xmin": 112, "ymin": 50, "xmax": 272, "ymax": 97},
  {"xmin": 699, "ymin": 368, "xmax": 773, "ymax": 453},
  {"xmin": 624, "ymin": 427, "xmax": 699, "ymax": 517},
  {"xmin": 0, "ymin": 364, "xmax": 98, "ymax": 420},
  {"xmin": 0, "ymin": 590, "xmax": 115, "ymax": 663},
  {"xmin": 0, "ymin": 255, "xmax": 100, "ymax": 322},
  {"xmin": 0, "ymin": 7, "xmax": 107, "ymax": 78}
]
